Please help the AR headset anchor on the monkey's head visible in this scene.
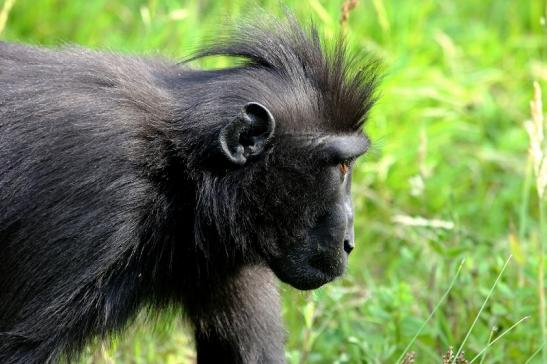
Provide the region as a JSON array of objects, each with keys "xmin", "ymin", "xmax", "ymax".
[{"xmin": 183, "ymin": 17, "xmax": 377, "ymax": 290}]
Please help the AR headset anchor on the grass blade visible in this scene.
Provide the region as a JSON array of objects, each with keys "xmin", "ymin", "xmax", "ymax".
[
  {"xmin": 469, "ymin": 316, "xmax": 530, "ymax": 363},
  {"xmin": 524, "ymin": 342, "xmax": 545, "ymax": 364},
  {"xmin": 0, "ymin": 0, "xmax": 16, "ymax": 35},
  {"xmin": 452, "ymin": 255, "xmax": 512, "ymax": 363},
  {"xmin": 395, "ymin": 259, "xmax": 465, "ymax": 364},
  {"xmin": 478, "ymin": 326, "xmax": 497, "ymax": 364}
]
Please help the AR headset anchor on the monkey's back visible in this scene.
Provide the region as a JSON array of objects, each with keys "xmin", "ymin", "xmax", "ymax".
[{"xmin": 0, "ymin": 43, "xmax": 183, "ymax": 363}]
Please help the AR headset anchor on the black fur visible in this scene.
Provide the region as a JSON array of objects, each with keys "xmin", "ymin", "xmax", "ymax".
[{"xmin": 0, "ymin": 17, "xmax": 377, "ymax": 364}]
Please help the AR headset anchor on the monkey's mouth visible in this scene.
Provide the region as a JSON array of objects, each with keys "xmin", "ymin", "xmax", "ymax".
[
  {"xmin": 302, "ymin": 265, "xmax": 340, "ymax": 289},
  {"xmin": 271, "ymin": 252, "xmax": 346, "ymax": 291}
]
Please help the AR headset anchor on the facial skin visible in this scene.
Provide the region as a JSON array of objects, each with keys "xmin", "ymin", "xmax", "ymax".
[
  {"xmin": 264, "ymin": 134, "xmax": 369, "ymax": 290},
  {"xmin": 218, "ymin": 101, "xmax": 370, "ymax": 291}
]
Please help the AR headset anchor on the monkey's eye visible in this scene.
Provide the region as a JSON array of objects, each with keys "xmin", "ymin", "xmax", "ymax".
[{"xmin": 338, "ymin": 158, "xmax": 354, "ymax": 175}]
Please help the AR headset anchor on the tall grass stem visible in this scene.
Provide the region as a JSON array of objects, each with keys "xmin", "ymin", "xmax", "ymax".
[
  {"xmin": 395, "ymin": 259, "xmax": 465, "ymax": 364},
  {"xmin": 539, "ymin": 201, "xmax": 546, "ymax": 364},
  {"xmin": 524, "ymin": 342, "xmax": 545, "ymax": 364},
  {"xmin": 0, "ymin": 0, "xmax": 16, "ymax": 35},
  {"xmin": 469, "ymin": 316, "xmax": 529, "ymax": 363},
  {"xmin": 478, "ymin": 326, "xmax": 496, "ymax": 364},
  {"xmin": 452, "ymin": 255, "xmax": 512, "ymax": 363}
]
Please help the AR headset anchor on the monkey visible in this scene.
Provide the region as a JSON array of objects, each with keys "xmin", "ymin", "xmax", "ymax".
[{"xmin": 0, "ymin": 16, "xmax": 378, "ymax": 364}]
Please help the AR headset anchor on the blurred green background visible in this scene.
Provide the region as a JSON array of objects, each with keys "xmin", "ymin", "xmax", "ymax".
[{"xmin": 1, "ymin": 0, "xmax": 546, "ymax": 363}]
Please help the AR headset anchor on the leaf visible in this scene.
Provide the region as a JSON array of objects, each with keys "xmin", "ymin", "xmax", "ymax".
[
  {"xmin": 509, "ymin": 233, "xmax": 525, "ymax": 265},
  {"xmin": 303, "ymin": 300, "xmax": 315, "ymax": 329}
]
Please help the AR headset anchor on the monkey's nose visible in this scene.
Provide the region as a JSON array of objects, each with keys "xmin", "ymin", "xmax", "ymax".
[{"xmin": 343, "ymin": 239, "xmax": 354, "ymax": 254}]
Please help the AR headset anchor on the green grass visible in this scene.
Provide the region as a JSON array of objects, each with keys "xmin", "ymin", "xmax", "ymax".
[{"xmin": 1, "ymin": 0, "xmax": 546, "ymax": 363}]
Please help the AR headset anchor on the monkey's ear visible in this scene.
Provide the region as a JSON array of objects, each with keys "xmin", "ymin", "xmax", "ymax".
[{"xmin": 219, "ymin": 102, "xmax": 276, "ymax": 166}]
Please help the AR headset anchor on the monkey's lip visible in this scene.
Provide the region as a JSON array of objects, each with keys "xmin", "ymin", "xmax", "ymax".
[
  {"xmin": 307, "ymin": 265, "xmax": 339, "ymax": 285},
  {"xmin": 309, "ymin": 251, "xmax": 346, "ymax": 277},
  {"xmin": 289, "ymin": 267, "xmax": 337, "ymax": 290},
  {"xmin": 286, "ymin": 260, "xmax": 343, "ymax": 290},
  {"xmin": 270, "ymin": 250, "xmax": 346, "ymax": 290}
]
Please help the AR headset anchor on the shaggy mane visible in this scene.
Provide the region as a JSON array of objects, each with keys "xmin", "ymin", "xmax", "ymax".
[{"xmin": 187, "ymin": 16, "xmax": 379, "ymax": 132}]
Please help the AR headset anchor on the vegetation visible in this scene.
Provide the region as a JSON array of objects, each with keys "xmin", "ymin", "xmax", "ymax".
[{"xmin": 1, "ymin": 0, "xmax": 545, "ymax": 362}]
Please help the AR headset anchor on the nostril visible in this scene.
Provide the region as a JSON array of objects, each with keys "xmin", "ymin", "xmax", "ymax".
[{"xmin": 343, "ymin": 239, "xmax": 354, "ymax": 254}]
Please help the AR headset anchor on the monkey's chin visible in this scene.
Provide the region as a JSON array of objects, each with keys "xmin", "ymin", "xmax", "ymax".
[
  {"xmin": 271, "ymin": 258, "xmax": 346, "ymax": 291},
  {"xmin": 285, "ymin": 269, "xmax": 338, "ymax": 290}
]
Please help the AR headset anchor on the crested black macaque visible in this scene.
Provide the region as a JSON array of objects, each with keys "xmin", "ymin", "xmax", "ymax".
[{"xmin": 0, "ymin": 16, "xmax": 378, "ymax": 364}]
